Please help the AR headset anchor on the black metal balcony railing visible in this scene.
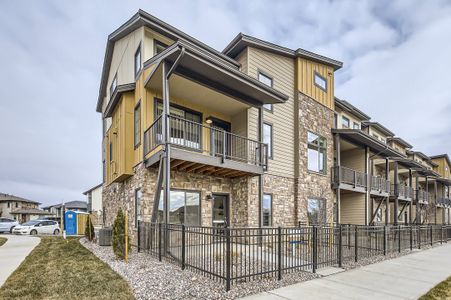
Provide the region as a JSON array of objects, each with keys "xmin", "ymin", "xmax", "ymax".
[
  {"xmin": 437, "ymin": 197, "xmax": 451, "ymax": 207},
  {"xmin": 370, "ymin": 176, "xmax": 390, "ymax": 194},
  {"xmin": 416, "ymin": 190, "xmax": 428, "ymax": 203},
  {"xmin": 143, "ymin": 115, "xmax": 268, "ymax": 167},
  {"xmin": 332, "ymin": 166, "xmax": 367, "ymax": 189},
  {"xmin": 390, "ymin": 184, "xmax": 414, "ymax": 199}
]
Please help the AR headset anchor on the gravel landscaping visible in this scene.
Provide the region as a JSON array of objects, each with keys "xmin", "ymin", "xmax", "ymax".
[{"xmin": 81, "ymin": 238, "xmax": 320, "ymax": 300}]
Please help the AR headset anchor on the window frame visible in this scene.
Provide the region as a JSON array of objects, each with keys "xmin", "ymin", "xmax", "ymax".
[
  {"xmin": 257, "ymin": 71, "xmax": 274, "ymax": 113},
  {"xmin": 134, "ymin": 101, "xmax": 141, "ymax": 148},
  {"xmin": 262, "ymin": 193, "xmax": 273, "ymax": 227},
  {"xmin": 159, "ymin": 189, "xmax": 202, "ymax": 226},
  {"xmin": 263, "ymin": 122, "xmax": 273, "ymax": 159},
  {"xmin": 353, "ymin": 122, "xmax": 360, "ymax": 130},
  {"xmin": 110, "ymin": 74, "xmax": 117, "ymax": 97},
  {"xmin": 307, "ymin": 131, "xmax": 327, "ymax": 175},
  {"xmin": 341, "ymin": 116, "xmax": 350, "ymax": 128},
  {"xmin": 109, "ymin": 142, "xmax": 113, "ymax": 162},
  {"xmin": 134, "ymin": 43, "xmax": 142, "ymax": 78},
  {"xmin": 314, "ymin": 72, "xmax": 327, "ymax": 92},
  {"xmin": 154, "ymin": 39, "xmax": 168, "ymax": 56}
]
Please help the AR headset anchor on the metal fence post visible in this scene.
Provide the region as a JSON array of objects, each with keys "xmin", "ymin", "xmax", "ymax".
[
  {"xmin": 440, "ymin": 226, "xmax": 443, "ymax": 244},
  {"xmin": 383, "ymin": 226, "xmax": 387, "ymax": 256},
  {"xmin": 181, "ymin": 225, "xmax": 186, "ymax": 270},
  {"xmin": 158, "ymin": 223, "xmax": 162, "ymax": 261},
  {"xmin": 418, "ymin": 225, "xmax": 421, "ymax": 249},
  {"xmin": 225, "ymin": 226, "xmax": 231, "ymax": 291},
  {"xmin": 410, "ymin": 225, "xmax": 413, "ymax": 251},
  {"xmin": 278, "ymin": 227, "xmax": 282, "ymax": 280},
  {"xmin": 338, "ymin": 225, "xmax": 343, "ymax": 268},
  {"xmin": 430, "ymin": 225, "xmax": 433, "ymax": 246},
  {"xmin": 312, "ymin": 226, "xmax": 318, "ymax": 273},
  {"xmin": 398, "ymin": 225, "xmax": 401, "ymax": 253},
  {"xmin": 137, "ymin": 220, "xmax": 141, "ymax": 253},
  {"xmin": 354, "ymin": 226, "xmax": 358, "ymax": 262}
]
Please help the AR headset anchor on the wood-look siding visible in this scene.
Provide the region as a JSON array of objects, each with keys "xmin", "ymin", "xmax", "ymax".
[
  {"xmin": 341, "ymin": 148, "xmax": 365, "ymax": 172},
  {"xmin": 334, "ymin": 107, "xmax": 363, "ymax": 129},
  {"xmin": 432, "ymin": 157, "xmax": 451, "ymax": 179},
  {"xmin": 296, "ymin": 58, "xmax": 334, "ymax": 110},
  {"xmin": 245, "ymin": 47, "xmax": 296, "ymax": 178},
  {"xmin": 340, "ymin": 193, "xmax": 365, "ymax": 225}
]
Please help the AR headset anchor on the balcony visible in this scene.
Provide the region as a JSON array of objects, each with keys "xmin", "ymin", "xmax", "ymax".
[
  {"xmin": 332, "ymin": 166, "xmax": 367, "ymax": 193},
  {"xmin": 370, "ymin": 176, "xmax": 390, "ymax": 196},
  {"xmin": 416, "ymin": 190, "xmax": 428, "ymax": 204},
  {"xmin": 437, "ymin": 197, "xmax": 451, "ymax": 208},
  {"xmin": 390, "ymin": 184, "xmax": 414, "ymax": 201},
  {"xmin": 143, "ymin": 115, "xmax": 268, "ymax": 177}
]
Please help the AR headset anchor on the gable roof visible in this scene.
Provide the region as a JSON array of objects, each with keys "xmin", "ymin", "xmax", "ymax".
[
  {"xmin": 430, "ymin": 154, "xmax": 451, "ymax": 168},
  {"xmin": 387, "ymin": 137, "xmax": 413, "ymax": 149},
  {"xmin": 97, "ymin": 9, "xmax": 240, "ymax": 113},
  {"xmin": 223, "ymin": 33, "xmax": 343, "ymax": 70},
  {"xmin": 0, "ymin": 193, "xmax": 40, "ymax": 204},
  {"xmin": 361, "ymin": 121, "xmax": 395, "ymax": 137},
  {"xmin": 334, "ymin": 97, "xmax": 371, "ymax": 121},
  {"xmin": 83, "ymin": 183, "xmax": 103, "ymax": 195},
  {"xmin": 42, "ymin": 201, "xmax": 87, "ymax": 210}
]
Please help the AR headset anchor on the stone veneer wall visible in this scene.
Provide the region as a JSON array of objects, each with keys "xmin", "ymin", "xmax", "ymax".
[{"xmin": 297, "ymin": 92, "xmax": 335, "ymax": 224}]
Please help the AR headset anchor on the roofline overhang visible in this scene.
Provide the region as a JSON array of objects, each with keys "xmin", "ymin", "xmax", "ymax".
[
  {"xmin": 97, "ymin": 10, "xmax": 241, "ymax": 113},
  {"xmin": 361, "ymin": 121, "xmax": 395, "ymax": 137},
  {"xmin": 430, "ymin": 154, "xmax": 451, "ymax": 167},
  {"xmin": 223, "ymin": 33, "xmax": 343, "ymax": 70},
  {"xmin": 333, "ymin": 129, "xmax": 404, "ymax": 158},
  {"xmin": 334, "ymin": 97, "xmax": 371, "ymax": 121},
  {"xmin": 144, "ymin": 41, "xmax": 289, "ymax": 106},
  {"xmin": 82, "ymin": 183, "xmax": 103, "ymax": 195},
  {"xmin": 387, "ymin": 137, "xmax": 413, "ymax": 149},
  {"xmin": 103, "ymin": 83, "xmax": 136, "ymax": 118}
]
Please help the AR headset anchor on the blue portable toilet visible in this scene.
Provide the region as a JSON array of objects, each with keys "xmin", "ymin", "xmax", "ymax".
[{"xmin": 65, "ymin": 211, "xmax": 77, "ymax": 235}]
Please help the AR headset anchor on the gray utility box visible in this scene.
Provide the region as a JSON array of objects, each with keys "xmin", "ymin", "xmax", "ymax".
[{"xmin": 98, "ymin": 228, "xmax": 113, "ymax": 246}]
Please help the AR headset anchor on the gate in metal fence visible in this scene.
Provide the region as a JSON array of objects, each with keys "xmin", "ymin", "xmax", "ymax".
[{"xmin": 137, "ymin": 222, "xmax": 451, "ymax": 291}]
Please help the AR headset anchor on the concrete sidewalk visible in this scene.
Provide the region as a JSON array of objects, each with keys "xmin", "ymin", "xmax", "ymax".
[
  {"xmin": 0, "ymin": 234, "xmax": 40, "ymax": 287},
  {"xmin": 241, "ymin": 243, "xmax": 451, "ymax": 300}
]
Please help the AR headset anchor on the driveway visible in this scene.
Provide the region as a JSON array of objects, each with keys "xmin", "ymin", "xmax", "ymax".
[
  {"xmin": 241, "ymin": 243, "xmax": 451, "ymax": 300},
  {"xmin": 0, "ymin": 234, "xmax": 40, "ymax": 287}
]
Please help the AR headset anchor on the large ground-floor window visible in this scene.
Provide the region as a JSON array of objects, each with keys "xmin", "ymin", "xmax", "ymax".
[
  {"xmin": 307, "ymin": 198, "xmax": 326, "ymax": 225},
  {"xmin": 158, "ymin": 189, "xmax": 201, "ymax": 225}
]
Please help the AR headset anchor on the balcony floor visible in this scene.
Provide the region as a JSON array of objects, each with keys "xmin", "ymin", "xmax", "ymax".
[{"xmin": 145, "ymin": 148, "xmax": 264, "ymax": 178}]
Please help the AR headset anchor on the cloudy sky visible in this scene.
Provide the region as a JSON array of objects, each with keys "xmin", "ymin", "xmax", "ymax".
[{"xmin": 1, "ymin": 0, "xmax": 450, "ymax": 206}]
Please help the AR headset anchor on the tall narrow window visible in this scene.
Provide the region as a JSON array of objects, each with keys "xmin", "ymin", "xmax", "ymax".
[
  {"xmin": 333, "ymin": 113, "xmax": 338, "ymax": 129},
  {"xmin": 262, "ymin": 194, "xmax": 272, "ymax": 226},
  {"xmin": 341, "ymin": 116, "xmax": 350, "ymax": 128},
  {"xmin": 134, "ymin": 44, "xmax": 142, "ymax": 77},
  {"xmin": 110, "ymin": 74, "xmax": 117, "ymax": 96},
  {"xmin": 307, "ymin": 131, "xmax": 327, "ymax": 174},
  {"xmin": 154, "ymin": 40, "xmax": 167, "ymax": 55},
  {"xmin": 307, "ymin": 198, "xmax": 326, "ymax": 225},
  {"xmin": 134, "ymin": 102, "xmax": 141, "ymax": 147},
  {"xmin": 135, "ymin": 189, "xmax": 142, "ymax": 227},
  {"xmin": 314, "ymin": 72, "xmax": 327, "ymax": 91},
  {"xmin": 263, "ymin": 123, "xmax": 273, "ymax": 159},
  {"xmin": 353, "ymin": 122, "xmax": 360, "ymax": 129},
  {"xmin": 258, "ymin": 72, "xmax": 273, "ymax": 112},
  {"xmin": 109, "ymin": 142, "xmax": 113, "ymax": 162}
]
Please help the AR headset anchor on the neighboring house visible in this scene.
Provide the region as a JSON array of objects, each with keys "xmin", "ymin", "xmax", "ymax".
[
  {"xmin": 83, "ymin": 184, "xmax": 103, "ymax": 226},
  {"xmin": 42, "ymin": 201, "xmax": 88, "ymax": 220},
  {"xmin": 0, "ymin": 193, "xmax": 53, "ymax": 223},
  {"xmin": 96, "ymin": 10, "xmax": 451, "ymax": 243}
]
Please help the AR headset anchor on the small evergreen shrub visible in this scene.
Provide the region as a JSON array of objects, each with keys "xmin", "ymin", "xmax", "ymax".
[
  {"xmin": 112, "ymin": 209, "xmax": 130, "ymax": 260},
  {"xmin": 85, "ymin": 215, "xmax": 95, "ymax": 241}
]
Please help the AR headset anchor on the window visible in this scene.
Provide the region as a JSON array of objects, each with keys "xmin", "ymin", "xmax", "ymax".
[
  {"xmin": 159, "ymin": 190, "xmax": 201, "ymax": 225},
  {"xmin": 134, "ymin": 102, "xmax": 141, "ymax": 147},
  {"xmin": 7, "ymin": 202, "xmax": 10, "ymax": 208},
  {"xmin": 307, "ymin": 131, "xmax": 327, "ymax": 174},
  {"xmin": 376, "ymin": 208, "xmax": 383, "ymax": 223},
  {"xmin": 307, "ymin": 198, "xmax": 326, "ymax": 225},
  {"xmin": 109, "ymin": 142, "xmax": 113, "ymax": 162},
  {"xmin": 135, "ymin": 189, "xmax": 142, "ymax": 227},
  {"xmin": 110, "ymin": 74, "xmax": 117, "ymax": 96},
  {"xmin": 134, "ymin": 44, "xmax": 141, "ymax": 77},
  {"xmin": 314, "ymin": 72, "xmax": 327, "ymax": 91},
  {"xmin": 154, "ymin": 40, "xmax": 167, "ymax": 55},
  {"xmin": 353, "ymin": 122, "xmax": 360, "ymax": 130},
  {"xmin": 262, "ymin": 194, "xmax": 272, "ymax": 226},
  {"xmin": 15, "ymin": 202, "xmax": 18, "ymax": 208},
  {"xmin": 263, "ymin": 123, "xmax": 273, "ymax": 158},
  {"xmin": 333, "ymin": 113, "xmax": 338, "ymax": 129},
  {"xmin": 263, "ymin": 104, "xmax": 273, "ymax": 112},
  {"xmin": 258, "ymin": 72, "xmax": 273, "ymax": 87},
  {"xmin": 341, "ymin": 116, "xmax": 350, "ymax": 128}
]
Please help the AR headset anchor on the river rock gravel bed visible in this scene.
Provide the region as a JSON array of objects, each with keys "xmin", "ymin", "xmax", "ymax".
[{"xmin": 80, "ymin": 238, "xmax": 320, "ymax": 300}]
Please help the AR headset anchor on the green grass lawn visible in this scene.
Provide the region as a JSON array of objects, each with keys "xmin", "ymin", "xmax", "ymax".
[
  {"xmin": 0, "ymin": 237, "xmax": 135, "ymax": 300},
  {"xmin": 420, "ymin": 276, "xmax": 451, "ymax": 300},
  {"xmin": 0, "ymin": 237, "xmax": 7, "ymax": 247}
]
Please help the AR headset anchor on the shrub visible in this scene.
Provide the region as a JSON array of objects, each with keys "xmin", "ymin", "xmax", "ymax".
[
  {"xmin": 112, "ymin": 209, "xmax": 130, "ymax": 260},
  {"xmin": 85, "ymin": 215, "xmax": 95, "ymax": 241}
]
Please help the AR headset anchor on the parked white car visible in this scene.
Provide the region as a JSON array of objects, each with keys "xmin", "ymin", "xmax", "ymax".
[
  {"xmin": 13, "ymin": 220, "xmax": 60, "ymax": 235},
  {"xmin": 0, "ymin": 218, "xmax": 19, "ymax": 233}
]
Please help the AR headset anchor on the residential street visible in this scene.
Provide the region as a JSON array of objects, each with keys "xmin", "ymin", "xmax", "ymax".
[
  {"xmin": 241, "ymin": 243, "xmax": 451, "ymax": 300},
  {"xmin": 0, "ymin": 235, "xmax": 40, "ymax": 287}
]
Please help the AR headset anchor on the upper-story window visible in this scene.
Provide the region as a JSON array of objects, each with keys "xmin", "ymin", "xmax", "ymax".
[
  {"xmin": 134, "ymin": 102, "xmax": 141, "ymax": 147},
  {"xmin": 307, "ymin": 131, "xmax": 327, "ymax": 174},
  {"xmin": 314, "ymin": 72, "xmax": 327, "ymax": 92},
  {"xmin": 154, "ymin": 40, "xmax": 167, "ymax": 55},
  {"xmin": 258, "ymin": 72, "xmax": 273, "ymax": 112},
  {"xmin": 341, "ymin": 116, "xmax": 350, "ymax": 128},
  {"xmin": 333, "ymin": 113, "xmax": 338, "ymax": 128},
  {"xmin": 353, "ymin": 122, "xmax": 360, "ymax": 130},
  {"xmin": 134, "ymin": 44, "xmax": 142, "ymax": 77},
  {"xmin": 110, "ymin": 74, "xmax": 117, "ymax": 96},
  {"xmin": 263, "ymin": 123, "xmax": 273, "ymax": 159},
  {"xmin": 7, "ymin": 202, "xmax": 10, "ymax": 208},
  {"xmin": 109, "ymin": 142, "xmax": 113, "ymax": 162}
]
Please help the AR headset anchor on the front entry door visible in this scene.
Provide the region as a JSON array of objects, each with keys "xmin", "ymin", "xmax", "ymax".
[{"xmin": 212, "ymin": 194, "xmax": 229, "ymax": 229}]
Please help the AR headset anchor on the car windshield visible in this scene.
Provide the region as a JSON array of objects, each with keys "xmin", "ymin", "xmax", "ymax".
[{"xmin": 22, "ymin": 220, "xmax": 40, "ymax": 226}]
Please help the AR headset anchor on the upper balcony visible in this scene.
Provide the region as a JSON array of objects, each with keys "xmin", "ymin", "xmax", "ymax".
[
  {"xmin": 331, "ymin": 166, "xmax": 390, "ymax": 196},
  {"xmin": 390, "ymin": 184, "xmax": 414, "ymax": 201},
  {"xmin": 415, "ymin": 190, "xmax": 428, "ymax": 204},
  {"xmin": 436, "ymin": 197, "xmax": 451, "ymax": 208}
]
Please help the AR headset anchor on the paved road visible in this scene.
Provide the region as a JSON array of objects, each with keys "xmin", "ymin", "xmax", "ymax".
[
  {"xmin": 241, "ymin": 243, "xmax": 451, "ymax": 300},
  {"xmin": 0, "ymin": 234, "xmax": 40, "ymax": 287}
]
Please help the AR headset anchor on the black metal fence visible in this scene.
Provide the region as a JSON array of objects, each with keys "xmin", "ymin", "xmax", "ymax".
[{"xmin": 137, "ymin": 222, "xmax": 451, "ymax": 291}]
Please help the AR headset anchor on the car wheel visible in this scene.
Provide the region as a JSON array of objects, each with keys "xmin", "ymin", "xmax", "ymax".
[
  {"xmin": 30, "ymin": 230, "xmax": 38, "ymax": 235},
  {"xmin": 10, "ymin": 226, "xmax": 15, "ymax": 233},
  {"xmin": 54, "ymin": 229, "xmax": 60, "ymax": 235}
]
